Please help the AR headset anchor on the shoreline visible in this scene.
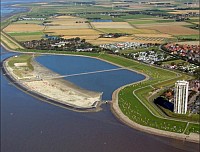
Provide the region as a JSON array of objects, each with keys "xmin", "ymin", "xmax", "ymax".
[
  {"xmin": 111, "ymin": 87, "xmax": 200, "ymax": 143},
  {"xmin": 2, "ymin": 55, "xmax": 102, "ymax": 112},
  {"xmin": 1, "ymin": 44, "xmax": 199, "ymax": 143}
]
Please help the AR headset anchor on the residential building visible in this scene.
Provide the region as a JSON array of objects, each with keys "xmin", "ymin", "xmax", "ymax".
[{"xmin": 174, "ymin": 80, "xmax": 189, "ymax": 114}]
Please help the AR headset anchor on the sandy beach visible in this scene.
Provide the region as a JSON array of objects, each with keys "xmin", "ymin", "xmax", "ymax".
[{"xmin": 3, "ymin": 56, "xmax": 102, "ymax": 110}]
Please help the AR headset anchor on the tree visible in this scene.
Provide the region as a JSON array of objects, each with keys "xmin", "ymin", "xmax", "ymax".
[
  {"xmin": 81, "ymin": 39, "xmax": 86, "ymax": 43},
  {"xmin": 193, "ymin": 68, "xmax": 200, "ymax": 79},
  {"xmin": 170, "ymin": 62, "xmax": 175, "ymax": 66},
  {"xmin": 75, "ymin": 37, "xmax": 80, "ymax": 42}
]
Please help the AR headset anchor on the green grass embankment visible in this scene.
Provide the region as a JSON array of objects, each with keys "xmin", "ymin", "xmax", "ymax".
[
  {"xmin": 97, "ymin": 54, "xmax": 199, "ymax": 134},
  {"xmin": 0, "ymin": 32, "xmax": 24, "ymax": 50},
  {"xmin": 16, "ymin": 49, "xmax": 100, "ymax": 57}
]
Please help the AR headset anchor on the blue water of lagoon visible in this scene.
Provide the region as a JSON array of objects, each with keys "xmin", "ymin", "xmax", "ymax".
[
  {"xmin": 35, "ymin": 55, "xmax": 145, "ymax": 100},
  {"xmin": 91, "ymin": 19, "xmax": 113, "ymax": 22}
]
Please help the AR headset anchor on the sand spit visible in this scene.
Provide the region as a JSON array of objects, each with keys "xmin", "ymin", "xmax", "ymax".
[{"xmin": 3, "ymin": 57, "xmax": 102, "ymax": 111}]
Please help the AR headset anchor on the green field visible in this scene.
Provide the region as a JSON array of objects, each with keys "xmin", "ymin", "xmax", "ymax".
[
  {"xmin": 8, "ymin": 54, "xmax": 34, "ymax": 70},
  {"xmin": 128, "ymin": 19, "xmax": 175, "ymax": 25},
  {"xmin": 7, "ymin": 32, "xmax": 44, "ymax": 41},
  {"xmin": 97, "ymin": 54, "xmax": 199, "ymax": 134},
  {"xmin": 8, "ymin": 31, "xmax": 44, "ymax": 36},
  {"xmin": 119, "ymin": 46, "xmax": 159, "ymax": 54},
  {"xmin": 177, "ymin": 34, "xmax": 200, "ymax": 40},
  {"xmin": 14, "ymin": 20, "xmax": 44, "ymax": 24}
]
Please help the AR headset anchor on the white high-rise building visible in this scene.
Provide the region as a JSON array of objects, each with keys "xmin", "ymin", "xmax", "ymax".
[{"xmin": 174, "ymin": 80, "xmax": 189, "ymax": 114}]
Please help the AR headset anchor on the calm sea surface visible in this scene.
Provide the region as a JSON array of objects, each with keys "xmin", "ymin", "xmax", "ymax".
[{"xmin": 1, "ymin": 1, "xmax": 200, "ymax": 152}]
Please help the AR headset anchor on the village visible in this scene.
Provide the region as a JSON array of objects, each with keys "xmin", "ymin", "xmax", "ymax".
[
  {"xmin": 164, "ymin": 43, "xmax": 200, "ymax": 64},
  {"xmin": 99, "ymin": 41, "xmax": 199, "ymax": 76},
  {"xmin": 22, "ymin": 36, "xmax": 99, "ymax": 52}
]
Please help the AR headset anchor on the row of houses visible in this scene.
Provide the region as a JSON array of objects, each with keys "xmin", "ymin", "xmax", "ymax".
[
  {"xmin": 164, "ymin": 44, "xmax": 200, "ymax": 64},
  {"xmin": 18, "ymin": 17, "xmax": 46, "ymax": 21}
]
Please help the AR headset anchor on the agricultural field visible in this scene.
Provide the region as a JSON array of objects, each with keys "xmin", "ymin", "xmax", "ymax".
[
  {"xmin": 45, "ymin": 29, "xmax": 101, "ymax": 36},
  {"xmin": 0, "ymin": 32, "xmax": 24, "ymax": 49},
  {"xmin": 127, "ymin": 18, "xmax": 175, "ymax": 25},
  {"xmin": 136, "ymin": 21, "xmax": 191, "ymax": 27},
  {"xmin": 97, "ymin": 28, "xmax": 158, "ymax": 34},
  {"xmin": 142, "ymin": 25, "xmax": 199, "ymax": 35},
  {"xmin": 7, "ymin": 32, "xmax": 44, "ymax": 41},
  {"xmin": 91, "ymin": 22, "xmax": 133, "ymax": 29},
  {"xmin": 177, "ymin": 34, "xmax": 200, "ymax": 41},
  {"xmin": 176, "ymin": 41, "xmax": 199, "ymax": 45},
  {"xmin": 132, "ymin": 33, "xmax": 174, "ymax": 43},
  {"xmin": 45, "ymin": 16, "xmax": 89, "ymax": 30},
  {"xmin": 3, "ymin": 23, "xmax": 45, "ymax": 32},
  {"xmin": 168, "ymin": 10, "xmax": 200, "ymax": 15},
  {"xmin": 134, "ymin": 34, "xmax": 172, "ymax": 38}
]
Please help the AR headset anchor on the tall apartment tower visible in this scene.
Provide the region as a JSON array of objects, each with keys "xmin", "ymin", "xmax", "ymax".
[{"xmin": 174, "ymin": 80, "xmax": 189, "ymax": 114}]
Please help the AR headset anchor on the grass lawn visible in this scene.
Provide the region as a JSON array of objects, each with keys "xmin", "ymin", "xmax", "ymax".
[
  {"xmin": 119, "ymin": 46, "xmax": 159, "ymax": 54},
  {"xmin": 162, "ymin": 59, "xmax": 188, "ymax": 66},
  {"xmin": 7, "ymin": 54, "xmax": 34, "ymax": 78},
  {"xmin": 8, "ymin": 54, "xmax": 34, "ymax": 71},
  {"xmin": 185, "ymin": 123, "xmax": 200, "ymax": 135},
  {"xmin": 119, "ymin": 86, "xmax": 187, "ymax": 133},
  {"xmin": 97, "ymin": 54, "xmax": 199, "ymax": 134}
]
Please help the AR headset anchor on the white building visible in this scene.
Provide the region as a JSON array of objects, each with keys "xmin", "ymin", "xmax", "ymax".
[{"xmin": 174, "ymin": 80, "xmax": 189, "ymax": 114}]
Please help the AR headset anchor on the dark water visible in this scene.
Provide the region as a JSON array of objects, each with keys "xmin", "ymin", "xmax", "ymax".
[
  {"xmin": 1, "ymin": 47, "xmax": 199, "ymax": 152},
  {"xmin": 91, "ymin": 19, "xmax": 113, "ymax": 22},
  {"xmin": 36, "ymin": 55, "xmax": 145, "ymax": 100}
]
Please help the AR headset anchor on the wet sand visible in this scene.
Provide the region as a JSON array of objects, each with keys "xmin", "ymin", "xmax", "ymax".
[{"xmin": 3, "ymin": 57, "xmax": 102, "ymax": 110}]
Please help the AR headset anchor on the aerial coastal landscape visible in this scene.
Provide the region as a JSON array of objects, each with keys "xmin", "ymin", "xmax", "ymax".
[{"xmin": 1, "ymin": 0, "xmax": 199, "ymax": 152}]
